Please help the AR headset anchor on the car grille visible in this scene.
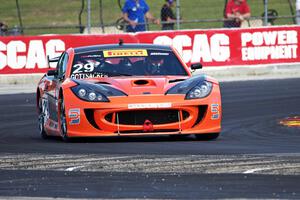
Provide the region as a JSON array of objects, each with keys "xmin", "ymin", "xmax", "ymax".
[
  {"xmin": 117, "ymin": 129, "xmax": 179, "ymax": 134},
  {"xmin": 109, "ymin": 110, "xmax": 189, "ymax": 125},
  {"xmin": 85, "ymin": 106, "xmax": 207, "ymax": 131}
]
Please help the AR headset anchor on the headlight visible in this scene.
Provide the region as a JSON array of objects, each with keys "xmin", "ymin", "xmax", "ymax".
[
  {"xmin": 88, "ymin": 92, "xmax": 97, "ymax": 101},
  {"xmin": 78, "ymin": 89, "xmax": 87, "ymax": 97},
  {"xmin": 71, "ymin": 85, "xmax": 109, "ymax": 102},
  {"xmin": 71, "ymin": 81, "xmax": 127, "ymax": 102},
  {"xmin": 185, "ymin": 81, "xmax": 212, "ymax": 99},
  {"xmin": 166, "ymin": 75, "xmax": 213, "ymax": 99}
]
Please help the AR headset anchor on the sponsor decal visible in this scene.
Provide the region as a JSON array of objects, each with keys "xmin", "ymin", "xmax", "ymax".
[
  {"xmin": 279, "ymin": 116, "xmax": 300, "ymax": 127},
  {"xmin": 69, "ymin": 108, "xmax": 80, "ymax": 125},
  {"xmin": 211, "ymin": 104, "xmax": 220, "ymax": 120},
  {"xmin": 128, "ymin": 103, "xmax": 172, "ymax": 109},
  {"xmin": 70, "ymin": 72, "xmax": 108, "ymax": 79},
  {"xmin": 80, "ymin": 54, "xmax": 102, "ymax": 58},
  {"xmin": 241, "ymin": 30, "xmax": 298, "ymax": 61},
  {"xmin": 150, "ymin": 52, "xmax": 170, "ymax": 56},
  {"xmin": 103, "ymin": 49, "xmax": 148, "ymax": 58}
]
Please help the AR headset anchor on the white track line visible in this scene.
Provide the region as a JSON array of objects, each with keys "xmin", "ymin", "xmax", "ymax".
[
  {"xmin": 65, "ymin": 166, "xmax": 85, "ymax": 172},
  {"xmin": 243, "ymin": 168, "xmax": 271, "ymax": 174},
  {"xmin": 243, "ymin": 165, "xmax": 300, "ymax": 174}
]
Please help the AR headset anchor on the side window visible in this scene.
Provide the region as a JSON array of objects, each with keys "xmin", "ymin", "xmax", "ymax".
[{"xmin": 57, "ymin": 53, "xmax": 69, "ymax": 78}]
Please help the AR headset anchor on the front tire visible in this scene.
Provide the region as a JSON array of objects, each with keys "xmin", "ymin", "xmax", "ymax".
[
  {"xmin": 60, "ymin": 97, "xmax": 70, "ymax": 142},
  {"xmin": 195, "ymin": 133, "xmax": 220, "ymax": 141},
  {"xmin": 38, "ymin": 98, "xmax": 48, "ymax": 139}
]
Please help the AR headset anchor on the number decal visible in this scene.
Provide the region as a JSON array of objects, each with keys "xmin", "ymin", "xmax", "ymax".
[
  {"xmin": 211, "ymin": 104, "xmax": 220, "ymax": 120},
  {"xmin": 69, "ymin": 108, "xmax": 80, "ymax": 125},
  {"xmin": 73, "ymin": 64, "xmax": 83, "ymax": 74},
  {"xmin": 73, "ymin": 63, "xmax": 95, "ymax": 74},
  {"xmin": 84, "ymin": 63, "xmax": 94, "ymax": 72}
]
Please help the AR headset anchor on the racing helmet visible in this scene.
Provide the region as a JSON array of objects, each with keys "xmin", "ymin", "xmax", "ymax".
[{"xmin": 145, "ymin": 56, "xmax": 164, "ymax": 75}]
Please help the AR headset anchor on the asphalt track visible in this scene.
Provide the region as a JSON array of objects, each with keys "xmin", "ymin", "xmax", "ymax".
[{"xmin": 0, "ymin": 78, "xmax": 300, "ymax": 199}]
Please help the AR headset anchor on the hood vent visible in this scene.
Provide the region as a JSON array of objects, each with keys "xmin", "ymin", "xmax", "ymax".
[
  {"xmin": 133, "ymin": 80, "xmax": 149, "ymax": 85},
  {"xmin": 169, "ymin": 79, "xmax": 185, "ymax": 83},
  {"xmin": 96, "ymin": 82, "xmax": 111, "ymax": 85}
]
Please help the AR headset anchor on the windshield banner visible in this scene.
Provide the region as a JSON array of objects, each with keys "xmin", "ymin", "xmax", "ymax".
[{"xmin": 0, "ymin": 26, "xmax": 299, "ymax": 74}]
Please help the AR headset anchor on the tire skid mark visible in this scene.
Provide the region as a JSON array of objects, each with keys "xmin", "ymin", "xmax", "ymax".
[
  {"xmin": 0, "ymin": 153, "xmax": 299, "ymax": 175},
  {"xmin": 0, "ymin": 154, "xmax": 140, "ymax": 171}
]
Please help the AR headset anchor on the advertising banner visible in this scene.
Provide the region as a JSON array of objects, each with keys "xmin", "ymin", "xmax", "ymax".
[
  {"xmin": 137, "ymin": 26, "xmax": 299, "ymax": 67},
  {"xmin": 0, "ymin": 26, "xmax": 299, "ymax": 74}
]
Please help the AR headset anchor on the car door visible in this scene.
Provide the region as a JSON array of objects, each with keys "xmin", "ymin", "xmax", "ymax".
[{"xmin": 47, "ymin": 52, "xmax": 69, "ymax": 126}]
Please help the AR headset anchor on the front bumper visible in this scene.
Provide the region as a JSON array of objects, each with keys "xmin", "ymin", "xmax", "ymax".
[{"xmin": 63, "ymin": 85, "xmax": 222, "ymax": 137}]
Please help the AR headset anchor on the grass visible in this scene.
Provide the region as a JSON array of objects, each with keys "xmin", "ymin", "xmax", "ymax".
[{"xmin": 0, "ymin": 0, "xmax": 297, "ymax": 35}]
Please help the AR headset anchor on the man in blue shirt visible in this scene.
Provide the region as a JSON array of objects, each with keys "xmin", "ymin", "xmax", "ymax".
[{"xmin": 122, "ymin": 0, "xmax": 160, "ymax": 32}]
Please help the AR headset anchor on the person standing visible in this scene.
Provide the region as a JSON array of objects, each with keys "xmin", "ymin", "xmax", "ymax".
[
  {"xmin": 0, "ymin": 22, "xmax": 8, "ymax": 36},
  {"xmin": 224, "ymin": 0, "xmax": 251, "ymax": 28},
  {"xmin": 296, "ymin": 0, "xmax": 300, "ymax": 25},
  {"xmin": 122, "ymin": 0, "xmax": 160, "ymax": 32},
  {"xmin": 161, "ymin": 0, "xmax": 176, "ymax": 30}
]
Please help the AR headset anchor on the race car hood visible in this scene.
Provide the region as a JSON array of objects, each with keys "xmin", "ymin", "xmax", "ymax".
[
  {"xmin": 73, "ymin": 76, "xmax": 190, "ymax": 95},
  {"xmin": 68, "ymin": 74, "xmax": 218, "ymax": 96}
]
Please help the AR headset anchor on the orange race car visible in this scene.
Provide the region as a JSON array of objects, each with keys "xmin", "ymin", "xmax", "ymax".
[{"xmin": 37, "ymin": 43, "xmax": 222, "ymax": 141}]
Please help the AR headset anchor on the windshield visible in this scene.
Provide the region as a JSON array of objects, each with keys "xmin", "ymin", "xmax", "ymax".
[{"xmin": 70, "ymin": 49, "xmax": 188, "ymax": 79}]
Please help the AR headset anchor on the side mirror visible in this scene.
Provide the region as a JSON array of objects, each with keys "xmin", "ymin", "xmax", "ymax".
[
  {"xmin": 47, "ymin": 55, "xmax": 60, "ymax": 68},
  {"xmin": 47, "ymin": 69, "xmax": 58, "ymax": 77},
  {"xmin": 190, "ymin": 63, "xmax": 202, "ymax": 70}
]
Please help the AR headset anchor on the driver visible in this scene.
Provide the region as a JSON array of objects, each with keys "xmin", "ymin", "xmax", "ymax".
[{"xmin": 144, "ymin": 56, "xmax": 164, "ymax": 75}]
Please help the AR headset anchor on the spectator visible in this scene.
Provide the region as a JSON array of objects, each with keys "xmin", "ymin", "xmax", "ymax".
[
  {"xmin": 161, "ymin": 0, "xmax": 176, "ymax": 30},
  {"xmin": 0, "ymin": 22, "xmax": 8, "ymax": 36},
  {"xmin": 224, "ymin": 0, "xmax": 251, "ymax": 28},
  {"xmin": 122, "ymin": 0, "xmax": 160, "ymax": 32},
  {"xmin": 296, "ymin": 0, "xmax": 300, "ymax": 25}
]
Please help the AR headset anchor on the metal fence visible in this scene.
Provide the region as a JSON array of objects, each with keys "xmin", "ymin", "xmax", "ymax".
[{"xmin": 0, "ymin": 0, "xmax": 298, "ymax": 36}]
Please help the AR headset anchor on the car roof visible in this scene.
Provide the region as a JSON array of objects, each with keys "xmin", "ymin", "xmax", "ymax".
[{"xmin": 73, "ymin": 43, "xmax": 172, "ymax": 54}]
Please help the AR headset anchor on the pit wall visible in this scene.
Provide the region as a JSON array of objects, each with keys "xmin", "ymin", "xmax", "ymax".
[{"xmin": 0, "ymin": 25, "xmax": 299, "ymax": 75}]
